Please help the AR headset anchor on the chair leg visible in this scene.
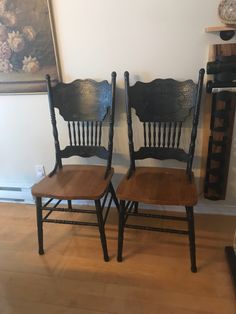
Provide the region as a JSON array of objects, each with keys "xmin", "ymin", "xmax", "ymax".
[
  {"xmin": 36, "ymin": 197, "xmax": 44, "ymax": 255},
  {"xmin": 95, "ymin": 200, "xmax": 109, "ymax": 262},
  {"xmin": 68, "ymin": 200, "xmax": 72, "ymax": 210},
  {"xmin": 134, "ymin": 202, "xmax": 139, "ymax": 213},
  {"xmin": 186, "ymin": 206, "xmax": 197, "ymax": 273},
  {"xmin": 109, "ymin": 183, "xmax": 119, "ymax": 212},
  {"xmin": 117, "ymin": 200, "xmax": 126, "ymax": 262}
]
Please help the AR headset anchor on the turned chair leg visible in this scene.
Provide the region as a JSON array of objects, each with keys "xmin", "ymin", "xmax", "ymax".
[
  {"xmin": 117, "ymin": 200, "xmax": 126, "ymax": 262},
  {"xmin": 36, "ymin": 197, "xmax": 44, "ymax": 255},
  {"xmin": 95, "ymin": 199, "xmax": 109, "ymax": 262},
  {"xmin": 67, "ymin": 200, "xmax": 72, "ymax": 210},
  {"xmin": 186, "ymin": 206, "xmax": 197, "ymax": 273}
]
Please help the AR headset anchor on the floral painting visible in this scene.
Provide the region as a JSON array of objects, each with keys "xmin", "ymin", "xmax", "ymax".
[{"xmin": 0, "ymin": 0, "xmax": 60, "ymax": 93}]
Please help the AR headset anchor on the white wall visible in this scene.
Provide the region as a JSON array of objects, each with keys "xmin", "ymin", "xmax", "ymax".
[{"xmin": 0, "ymin": 0, "xmax": 236, "ymax": 209}]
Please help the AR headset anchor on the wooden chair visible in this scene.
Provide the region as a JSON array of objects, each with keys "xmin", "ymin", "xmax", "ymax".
[
  {"xmin": 117, "ymin": 69, "xmax": 205, "ymax": 272},
  {"xmin": 32, "ymin": 72, "xmax": 119, "ymax": 261}
]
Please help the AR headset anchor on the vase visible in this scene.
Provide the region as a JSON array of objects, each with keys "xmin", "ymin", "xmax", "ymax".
[{"xmin": 218, "ymin": 0, "xmax": 236, "ymax": 25}]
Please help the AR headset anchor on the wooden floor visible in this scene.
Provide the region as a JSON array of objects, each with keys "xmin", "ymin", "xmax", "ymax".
[{"xmin": 0, "ymin": 202, "xmax": 235, "ymax": 314}]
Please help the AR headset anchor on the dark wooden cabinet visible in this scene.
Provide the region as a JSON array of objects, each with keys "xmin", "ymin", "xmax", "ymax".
[{"xmin": 204, "ymin": 44, "xmax": 236, "ymax": 200}]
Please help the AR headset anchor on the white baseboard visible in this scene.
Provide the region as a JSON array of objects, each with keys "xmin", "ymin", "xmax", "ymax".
[
  {"xmin": 0, "ymin": 181, "xmax": 235, "ymax": 216},
  {"xmin": 196, "ymin": 197, "xmax": 236, "ymax": 216}
]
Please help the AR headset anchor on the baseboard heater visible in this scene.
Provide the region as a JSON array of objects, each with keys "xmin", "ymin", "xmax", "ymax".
[
  {"xmin": 0, "ymin": 185, "xmax": 34, "ymax": 203},
  {"xmin": 0, "ymin": 186, "xmax": 92, "ymax": 205}
]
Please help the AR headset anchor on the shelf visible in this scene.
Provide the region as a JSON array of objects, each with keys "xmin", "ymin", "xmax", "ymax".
[
  {"xmin": 205, "ymin": 25, "xmax": 236, "ymax": 32},
  {"xmin": 205, "ymin": 25, "xmax": 236, "ymax": 41}
]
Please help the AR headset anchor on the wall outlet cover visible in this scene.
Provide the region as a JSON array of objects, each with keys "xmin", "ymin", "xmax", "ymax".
[{"xmin": 35, "ymin": 165, "xmax": 46, "ymax": 179}]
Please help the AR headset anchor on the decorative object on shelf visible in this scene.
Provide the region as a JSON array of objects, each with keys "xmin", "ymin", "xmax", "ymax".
[
  {"xmin": 0, "ymin": 0, "xmax": 61, "ymax": 94},
  {"xmin": 218, "ymin": 0, "xmax": 236, "ymax": 25}
]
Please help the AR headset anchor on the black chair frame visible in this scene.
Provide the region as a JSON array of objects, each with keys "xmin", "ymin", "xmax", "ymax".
[
  {"xmin": 33, "ymin": 72, "xmax": 119, "ymax": 261},
  {"xmin": 117, "ymin": 69, "xmax": 205, "ymax": 272}
]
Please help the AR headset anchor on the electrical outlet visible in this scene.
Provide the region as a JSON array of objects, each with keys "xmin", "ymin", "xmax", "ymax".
[{"xmin": 35, "ymin": 165, "xmax": 46, "ymax": 179}]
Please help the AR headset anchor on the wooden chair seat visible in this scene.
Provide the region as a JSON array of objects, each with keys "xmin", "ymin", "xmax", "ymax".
[
  {"xmin": 117, "ymin": 167, "xmax": 197, "ymax": 206},
  {"xmin": 32, "ymin": 165, "xmax": 114, "ymax": 200}
]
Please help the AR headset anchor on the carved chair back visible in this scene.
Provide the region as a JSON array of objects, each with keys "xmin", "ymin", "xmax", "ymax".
[
  {"xmin": 46, "ymin": 72, "xmax": 116, "ymax": 176},
  {"xmin": 124, "ymin": 69, "xmax": 205, "ymax": 179}
]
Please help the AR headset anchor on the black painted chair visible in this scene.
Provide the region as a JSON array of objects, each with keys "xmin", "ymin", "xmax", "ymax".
[
  {"xmin": 117, "ymin": 69, "xmax": 205, "ymax": 272},
  {"xmin": 32, "ymin": 72, "xmax": 119, "ymax": 261}
]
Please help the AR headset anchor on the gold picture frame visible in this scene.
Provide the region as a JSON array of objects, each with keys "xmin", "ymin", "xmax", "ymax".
[{"xmin": 0, "ymin": 0, "xmax": 61, "ymax": 94}]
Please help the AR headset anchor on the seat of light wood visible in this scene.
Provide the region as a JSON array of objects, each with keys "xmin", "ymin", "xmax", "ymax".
[
  {"xmin": 32, "ymin": 165, "xmax": 113, "ymax": 200},
  {"xmin": 116, "ymin": 167, "xmax": 197, "ymax": 206}
]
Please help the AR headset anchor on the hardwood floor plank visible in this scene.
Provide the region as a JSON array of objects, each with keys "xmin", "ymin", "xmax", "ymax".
[{"xmin": 0, "ymin": 203, "xmax": 235, "ymax": 314}]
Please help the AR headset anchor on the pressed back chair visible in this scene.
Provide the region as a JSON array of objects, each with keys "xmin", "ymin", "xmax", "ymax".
[
  {"xmin": 32, "ymin": 72, "xmax": 118, "ymax": 261},
  {"xmin": 117, "ymin": 69, "xmax": 205, "ymax": 272}
]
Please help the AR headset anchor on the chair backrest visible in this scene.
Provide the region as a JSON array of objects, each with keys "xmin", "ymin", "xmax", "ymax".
[
  {"xmin": 46, "ymin": 72, "xmax": 116, "ymax": 177},
  {"xmin": 124, "ymin": 69, "xmax": 205, "ymax": 179}
]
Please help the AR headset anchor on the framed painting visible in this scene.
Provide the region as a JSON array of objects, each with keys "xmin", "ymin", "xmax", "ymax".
[{"xmin": 0, "ymin": 0, "xmax": 61, "ymax": 94}]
